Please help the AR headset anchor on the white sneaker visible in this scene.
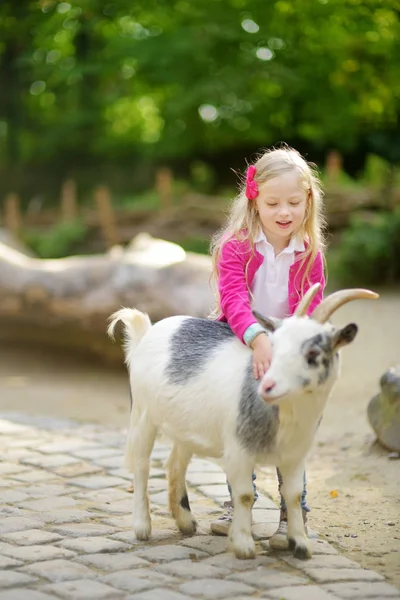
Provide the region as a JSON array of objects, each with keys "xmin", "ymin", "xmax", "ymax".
[
  {"xmin": 210, "ymin": 501, "xmax": 233, "ymax": 536},
  {"xmin": 269, "ymin": 509, "xmax": 309, "ymax": 550}
]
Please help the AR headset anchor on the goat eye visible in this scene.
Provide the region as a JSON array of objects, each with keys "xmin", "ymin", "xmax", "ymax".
[{"xmin": 306, "ymin": 348, "xmax": 320, "ymax": 366}]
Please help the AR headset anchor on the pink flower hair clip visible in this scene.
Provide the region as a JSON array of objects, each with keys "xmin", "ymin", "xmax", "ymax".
[{"xmin": 245, "ymin": 165, "xmax": 259, "ymax": 200}]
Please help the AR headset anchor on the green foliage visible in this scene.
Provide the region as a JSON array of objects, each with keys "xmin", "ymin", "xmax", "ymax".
[
  {"xmin": 179, "ymin": 237, "xmax": 210, "ymax": 255},
  {"xmin": 329, "ymin": 208, "xmax": 400, "ymax": 286},
  {"xmin": 23, "ymin": 219, "xmax": 88, "ymax": 258},
  {"xmin": 0, "ymin": 0, "xmax": 399, "ymax": 182}
]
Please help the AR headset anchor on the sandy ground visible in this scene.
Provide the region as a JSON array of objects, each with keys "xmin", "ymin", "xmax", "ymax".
[{"xmin": 0, "ymin": 290, "xmax": 399, "ymax": 588}]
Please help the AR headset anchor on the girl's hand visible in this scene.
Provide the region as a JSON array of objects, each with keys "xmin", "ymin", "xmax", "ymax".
[{"xmin": 251, "ymin": 333, "xmax": 272, "ymax": 380}]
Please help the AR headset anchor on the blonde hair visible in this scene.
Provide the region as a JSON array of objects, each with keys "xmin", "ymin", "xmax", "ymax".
[{"xmin": 209, "ymin": 145, "xmax": 327, "ymax": 317}]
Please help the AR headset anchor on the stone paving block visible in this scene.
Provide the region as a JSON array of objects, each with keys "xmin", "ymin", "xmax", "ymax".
[
  {"xmin": 101, "ymin": 569, "xmax": 178, "ymax": 593},
  {"xmin": 283, "ymin": 554, "xmax": 361, "ymax": 570},
  {"xmin": 155, "ymin": 558, "xmax": 230, "ymax": 579},
  {"xmin": 91, "ymin": 455, "xmax": 123, "ymax": 469},
  {"xmin": 147, "ymin": 478, "xmax": 168, "ymax": 491},
  {"xmin": 0, "ymin": 464, "xmax": 29, "ymax": 476},
  {"xmin": 179, "ymin": 535, "xmax": 228, "ymax": 556},
  {"xmin": 9, "ymin": 470, "xmax": 58, "ymax": 484},
  {"xmin": 262, "ymin": 585, "xmax": 340, "ymax": 599},
  {"xmin": 308, "ymin": 539, "xmax": 339, "ymax": 555},
  {"xmin": 21, "ymin": 454, "xmax": 80, "ymax": 469},
  {"xmin": 52, "ymin": 462, "xmax": 103, "ymax": 478},
  {"xmin": 110, "ymin": 528, "xmax": 180, "ymax": 546},
  {"xmin": 72, "ymin": 488, "xmax": 129, "ymax": 504},
  {"xmin": 49, "ymin": 522, "xmax": 116, "ymax": 538},
  {"xmin": 76, "ymin": 552, "xmax": 150, "ymax": 571},
  {"xmin": 92, "ymin": 499, "xmax": 133, "ymax": 515},
  {"xmin": 17, "ymin": 484, "xmax": 70, "ymax": 498},
  {"xmin": 125, "ymin": 590, "xmax": 191, "ymax": 600},
  {"xmin": 185, "ymin": 472, "xmax": 228, "ymax": 486},
  {"xmin": 197, "ymin": 484, "xmax": 231, "ymax": 501},
  {"xmin": 252, "ymin": 509, "xmax": 280, "ymax": 524},
  {"xmin": 1, "ymin": 529, "xmax": 62, "ymax": 546},
  {"xmin": 227, "ymin": 568, "xmax": 308, "ymax": 590},
  {"xmin": 0, "ymin": 557, "xmax": 22, "ymax": 569},
  {"xmin": 101, "ymin": 515, "xmax": 132, "ymax": 529},
  {"xmin": 68, "ymin": 475, "xmax": 127, "ymax": 489},
  {"xmin": 57, "ymin": 536, "xmax": 131, "ymax": 554},
  {"xmin": 202, "ymin": 553, "xmax": 277, "ymax": 571},
  {"xmin": 0, "ymin": 590, "xmax": 56, "ymax": 600},
  {"xmin": 34, "ymin": 509, "xmax": 94, "ymax": 525},
  {"xmin": 70, "ymin": 448, "xmax": 121, "ymax": 460},
  {"xmin": 179, "ymin": 578, "xmax": 256, "ymax": 599},
  {"xmin": 108, "ymin": 468, "xmax": 132, "ymax": 481},
  {"xmin": 305, "ymin": 567, "xmax": 385, "ymax": 584},
  {"xmin": 323, "ymin": 581, "xmax": 400, "ymax": 598},
  {"xmin": 0, "ymin": 490, "xmax": 29, "ymax": 503},
  {"xmin": 252, "ymin": 522, "xmax": 281, "ymax": 540},
  {"xmin": 135, "ymin": 544, "xmax": 208, "ymax": 563},
  {"xmin": 187, "ymin": 459, "xmax": 224, "ymax": 474},
  {"xmin": 19, "ymin": 495, "xmax": 78, "ymax": 512},
  {"xmin": 36, "ymin": 440, "xmax": 99, "ymax": 454},
  {"xmin": 41, "ymin": 579, "xmax": 124, "ymax": 599},
  {"xmin": 21, "ymin": 558, "xmax": 97, "ymax": 582},
  {"xmin": 0, "ymin": 571, "xmax": 37, "ymax": 588},
  {"xmin": 0, "ymin": 517, "xmax": 43, "ymax": 534},
  {"xmin": 0, "ymin": 543, "xmax": 76, "ymax": 562}
]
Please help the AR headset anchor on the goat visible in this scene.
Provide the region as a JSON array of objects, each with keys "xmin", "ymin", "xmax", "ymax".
[{"xmin": 108, "ymin": 284, "xmax": 378, "ymax": 560}]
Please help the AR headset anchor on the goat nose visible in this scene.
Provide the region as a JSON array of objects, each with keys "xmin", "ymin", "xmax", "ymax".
[{"xmin": 262, "ymin": 377, "xmax": 276, "ymax": 393}]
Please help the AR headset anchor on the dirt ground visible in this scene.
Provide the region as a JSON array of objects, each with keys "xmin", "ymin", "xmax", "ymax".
[{"xmin": 0, "ymin": 290, "xmax": 399, "ymax": 588}]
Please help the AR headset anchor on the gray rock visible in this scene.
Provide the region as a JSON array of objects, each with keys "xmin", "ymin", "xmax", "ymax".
[{"xmin": 368, "ymin": 366, "xmax": 400, "ymax": 452}]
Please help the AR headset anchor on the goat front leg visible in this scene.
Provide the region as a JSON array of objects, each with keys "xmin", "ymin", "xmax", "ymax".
[
  {"xmin": 224, "ymin": 454, "xmax": 255, "ymax": 559},
  {"xmin": 167, "ymin": 443, "xmax": 196, "ymax": 535},
  {"xmin": 278, "ymin": 462, "xmax": 311, "ymax": 559}
]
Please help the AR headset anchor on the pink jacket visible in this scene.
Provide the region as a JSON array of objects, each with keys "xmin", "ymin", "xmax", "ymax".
[{"xmin": 217, "ymin": 235, "xmax": 325, "ymax": 343}]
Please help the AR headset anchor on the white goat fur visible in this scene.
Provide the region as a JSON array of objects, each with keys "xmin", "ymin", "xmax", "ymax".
[{"xmin": 108, "ymin": 290, "xmax": 364, "ymax": 560}]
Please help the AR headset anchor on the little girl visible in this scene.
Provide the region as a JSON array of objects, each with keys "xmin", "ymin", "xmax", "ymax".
[{"xmin": 209, "ymin": 145, "xmax": 326, "ymax": 549}]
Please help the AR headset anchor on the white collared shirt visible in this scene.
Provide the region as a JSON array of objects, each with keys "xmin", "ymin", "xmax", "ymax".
[{"xmin": 251, "ymin": 230, "xmax": 305, "ymax": 319}]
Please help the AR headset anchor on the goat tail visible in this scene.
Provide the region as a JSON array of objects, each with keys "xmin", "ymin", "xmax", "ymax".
[{"xmin": 107, "ymin": 308, "xmax": 151, "ymax": 359}]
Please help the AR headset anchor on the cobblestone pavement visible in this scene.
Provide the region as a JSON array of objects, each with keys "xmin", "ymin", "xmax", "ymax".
[{"xmin": 0, "ymin": 412, "xmax": 399, "ymax": 600}]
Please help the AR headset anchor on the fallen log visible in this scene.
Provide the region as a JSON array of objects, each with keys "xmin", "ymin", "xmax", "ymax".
[{"xmin": 0, "ymin": 233, "xmax": 214, "ymax": 363}]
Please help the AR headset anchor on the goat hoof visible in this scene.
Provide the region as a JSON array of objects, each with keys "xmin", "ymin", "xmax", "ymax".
[
  {"xmin": 288, "ymin": 537, "xmax": 312, "ymax": 559},
  {"xmin": 134, "ymin": 522, "xmax": 151, "ymax": 541},
  {"xmin": 232, "ymin": 535, "xmax": 256, "ymax": 560},
  {"xmin": 178, "ymin": 519, "xmax": 197, "ymax": 536}
]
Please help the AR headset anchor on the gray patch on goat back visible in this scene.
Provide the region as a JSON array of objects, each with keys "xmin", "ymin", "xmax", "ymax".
[
  {"xmin": 236, "ymin": 360, "xmax": 280, "ymax": 455},
  {"xmin": 166, "ymin": 318, "xmax": 235, "ymax": 385}
]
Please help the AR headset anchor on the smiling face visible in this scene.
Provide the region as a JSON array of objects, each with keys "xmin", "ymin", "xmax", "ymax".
[{"xmin": 255, "ymin": 170, "xmax": 308, "ymax": 251}]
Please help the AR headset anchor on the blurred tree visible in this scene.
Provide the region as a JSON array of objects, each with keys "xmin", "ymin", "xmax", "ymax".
[{"xmin": 0, "ymin": 0, "xmax": 399, "ymax": 199}]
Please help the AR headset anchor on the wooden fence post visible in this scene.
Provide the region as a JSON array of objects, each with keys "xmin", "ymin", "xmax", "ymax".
[
  {"xmin": 155, "ymin": 167, "xmax": 173, "ymax": 210},
  {"xmin": 94, "ymin": 185, "xmax": 118, "ymax": 248},
  {"xmin": 4, "ymin": 193, "xmax": 22, "ymax": 235},
  {"xmin": 60, "ymin": 179, "xmax": 78, "ymax": 221},
  {"xmin": 325, "ymin": 150, "xmax": 342, "ymax": 186}
]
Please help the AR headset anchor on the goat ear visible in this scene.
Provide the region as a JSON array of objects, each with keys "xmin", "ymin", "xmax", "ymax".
[
  {"xmin": 331, "ymin": 323, "xmax": 358, "ymax": 351},
  {"xmin": 252, "ymin": 310, "xmax": 282, "ymax": 332}
]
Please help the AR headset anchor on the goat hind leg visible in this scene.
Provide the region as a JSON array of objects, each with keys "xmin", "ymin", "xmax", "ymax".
[
  {"xmin": 130, "ymin": 413, "xmax": 157, "ymax": 541},
  {"xmin": 279, "ymin": 463, "xmax": 311, "ymax": 559},
  {"xmin": 167, "ymin": 444, "xmax": 196, "ymax": 535}
]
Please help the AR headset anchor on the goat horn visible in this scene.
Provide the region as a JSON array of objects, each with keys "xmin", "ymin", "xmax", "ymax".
[
  {"xmin": 311, "ymin": 289, "xmax": 379, "ymax": 323},
  {"xmin": 293, "ymin": 283, "xmax": 321, "ymax": 317}
]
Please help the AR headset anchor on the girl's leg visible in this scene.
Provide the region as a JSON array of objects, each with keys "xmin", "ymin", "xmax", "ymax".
[
  {"xmin": 269, "ymin": 467, "xmax": 309, "ymax": 551},
  {"xmin": 211, "ymin": 471, "xmax": 257, "ymax": 536},
  {"xmin": 277, "ymin": 468, "xmax": 309, "ymax": 513}
]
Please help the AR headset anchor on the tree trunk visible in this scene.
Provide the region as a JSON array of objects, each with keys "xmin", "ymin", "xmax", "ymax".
[{"xmin": 0, "ymin": 234, "xmax": 214, "ymax": 363}]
